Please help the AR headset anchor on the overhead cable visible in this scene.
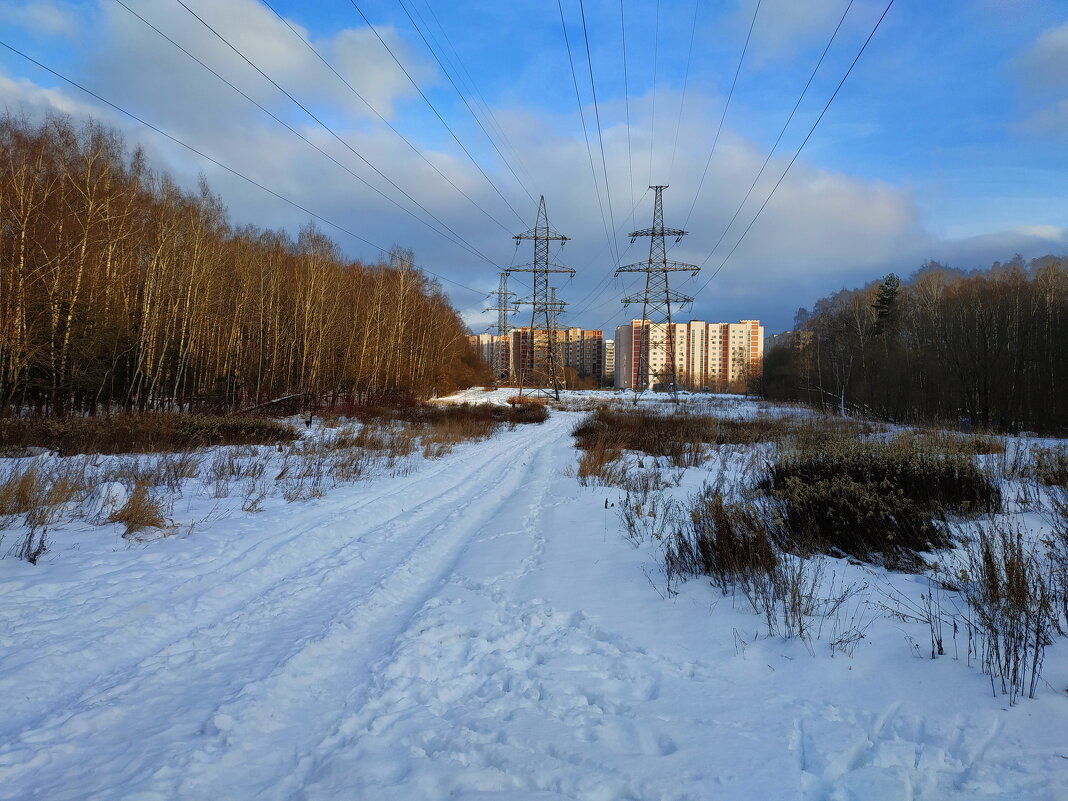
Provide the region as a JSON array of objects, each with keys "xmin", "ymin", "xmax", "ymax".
[
  {"xmin": 118, "ymin": 0, "xmax": 494, "ymax": 265},
  {"xmin": 0, "ymin": 40, "xmax": 485, "ymax": 296},
  {"xmin": 259, "ymin": 0, "xmax": 513, "ymax": 234},
  {"xmin": 348, "ymin": 0, "xmax": 528, "ymax": 225},
  {"xmin": 172, "ymin": 0, "xmax": 496, "ymax": 265},
  {"xmin": 682, "ymin": 0, "xmax": 762, "ymax": 229},
  {"xmin": 694, "ymin": 0, "xmax": 897, "ymax": 292}
]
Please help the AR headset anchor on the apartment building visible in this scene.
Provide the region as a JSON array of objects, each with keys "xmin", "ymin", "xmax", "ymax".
[
  {"xmin": 468, "ymin": 327, "xmax": 604, "ymax": 384},
  {"xmin": 614, "ymin": 318, "xmax": 764, "ymax": 391},
  {"xmin": 468, "ymin": 333, "xmax": 510, "ymax": 380}
]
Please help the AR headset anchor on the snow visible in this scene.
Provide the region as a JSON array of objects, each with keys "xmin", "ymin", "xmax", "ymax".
[{"xmin": 1, "ymin": 391, "xmax": 1065, "ymax": 800}]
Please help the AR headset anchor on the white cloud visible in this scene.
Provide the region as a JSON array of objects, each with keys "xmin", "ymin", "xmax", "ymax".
[
  {"xmin": 1017, "ymin": 97, "xmax": 1068, "ymax": 139},
  {"xmin": 1016, "ymin": 19, "xmax": 1068, "ymax": 92},
  {"xmin": 1013, "ymin": 20, "xmax": 1068, "ymax": 141},
  {"xmin": 1, "ymin": 0, "xmax": 80, "ymax": 38},
  {"xmin": 731, "ymin": 0, "xmax": 857, "ymax": 62},
  {"xmin": 85, "ymin": 0, "xmax": 431, "ymax": 136}
]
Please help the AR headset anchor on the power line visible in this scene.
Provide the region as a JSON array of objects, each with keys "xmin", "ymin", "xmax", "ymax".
[
  {"xmin": 556, "ymin": 0, "xmax": 617, "ymax": 274},
  {"xmin": 259, "ymin": 0, "xmax": 512, "ymax": 234},
  {"xmin": 682, "ymin": 0, "xmax": 762, "ymax": 230},
  {"xmin": 648, "ymin": 0, "xmax": 660, "ymax": 184},
  {"xmin": 394, "ymin": 0, "xmax": 538, "ymax": 207},
  {"xmin": 347, "ymin": 0, "xmax": 528, "ymax": 225},
  {"xmin": 703, "ymin": 0, "xmax": 856, "ymax": 264},
  {"xmin": 0, "ymin": 39, "xmax": 485, "ymax": 297},
  {"xmin": 172, "ymin": 0, "xmax": 496, "ymax": 267},
  {"xmin": 577, "ymin": 0, "xmax": 621, "ymax": 268},
  {"xmin": 567, "ymin": 187, "xmax": 653, "ymax": 317},
  {"xmin": 668, "ymin": 0, "xmax": 702, "ymax": 184},
  {"xmin": 694, "ymin": 0, "xmax": 897, "ymax": 291},
  {"xmin": 619, "ymin": 0, "xmax": 635, "ymax": 226},
  {"xmin": 413, "ymin": 0, "xmax": 537, "ymax": 192},
  {"xmin": 116, "ymin": 0, "xmax": 494, "ymax": 266}
]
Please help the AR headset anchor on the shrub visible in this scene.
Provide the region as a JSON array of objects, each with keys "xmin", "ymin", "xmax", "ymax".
[
  {"xmin": 763, "ymin": 437, "xmax": 1001, "ymax": 567},
  {"xmin": 767, "ymin": 440, "xmax": 1002, "ymax": 517},
  {"xmin": 770, "ymin": 474, "xmax": 950, "ymax": 568}
]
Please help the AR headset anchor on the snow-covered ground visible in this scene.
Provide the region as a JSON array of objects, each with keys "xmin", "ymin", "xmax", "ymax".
[{"xmin": 1, "ymin": 390, "xmax": 1066, "ymax": 800}]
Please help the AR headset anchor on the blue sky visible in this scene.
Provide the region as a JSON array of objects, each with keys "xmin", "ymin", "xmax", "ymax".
[{"xmin": 1, "ymin": 0, "xmax": 1066, "ymax": 334}]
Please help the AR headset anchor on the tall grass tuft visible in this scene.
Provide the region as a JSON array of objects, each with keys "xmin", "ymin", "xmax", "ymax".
[
  {"xmin": 958, "ymin": 522, "xmax": 1060, "ymax": 704},
  {"xmin": 1027, "ymin": 445, "xmax": 1068, "ymax": 488},
  {"xmin": 664, "ymin": 488, "xmax": 777, "ymax": 592},
  {"xmin": 108, "ymin": 481, "xmax": 167, "ymax": 536}
]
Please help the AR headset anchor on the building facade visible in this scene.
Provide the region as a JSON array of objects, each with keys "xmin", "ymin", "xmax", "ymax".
[
  {"xmin": 468, "ymin": 328, "xmax": 604, "ymax": 385},
  {"xmin": 602, "ymin": 339, "xmax": 615, "ymax": 386},
  {"xmin": 614, "ymin": 318, "xmax": 764, "ymax": 391}
]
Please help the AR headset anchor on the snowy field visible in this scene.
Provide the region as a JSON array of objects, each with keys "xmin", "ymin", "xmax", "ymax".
[{"xmin": 1, "ymin": 390, "xmax": 1066, "ymax": 800}]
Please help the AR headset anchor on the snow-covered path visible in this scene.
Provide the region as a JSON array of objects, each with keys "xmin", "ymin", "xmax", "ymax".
[{"xmin": 1, "ymin": 405, "xmax": 1066, "ymax": 800}]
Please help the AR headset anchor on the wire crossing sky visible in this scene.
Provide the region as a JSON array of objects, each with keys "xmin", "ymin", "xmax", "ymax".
[{"xmin": 1, "ymin": 0, "xmax": 1065, "ymax": 335}]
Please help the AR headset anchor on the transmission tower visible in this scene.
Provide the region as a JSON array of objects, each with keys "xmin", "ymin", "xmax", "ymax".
[
  {"xmin": 485, "ymin": 271, "xmax": 517, "ymax": 382},
  {"xmin": 507, "ymin": 196, "xmax": 574, "ymax": 400},
  {"xmin": 615, "ymin": 185, "xmax": 699, "ymax": 404}
]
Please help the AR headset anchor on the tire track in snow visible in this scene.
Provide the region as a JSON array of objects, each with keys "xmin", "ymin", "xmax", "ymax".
[
  {"xmin": 0, "ymin": 414, "xmax": 569, "ymax": 801},
  {"xmin": 0, "ymin": 423, "xmax": 530, "ymax": 739},
  {"xmin": 179, "ymin": 412, "xmax": 572, "ymax": 800}
]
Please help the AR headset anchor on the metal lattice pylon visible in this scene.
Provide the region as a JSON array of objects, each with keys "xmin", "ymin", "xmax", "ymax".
[
  {"xmin": 485, "ymin": 272, "xmax": 517, "ymax": 381},
  {"xmin": 507, "ymin": 196, "xmax": 574, "ymax": 400},
  {"xmin": 615, "ymin": 185, "xmax": 699, "ymax": 404}
]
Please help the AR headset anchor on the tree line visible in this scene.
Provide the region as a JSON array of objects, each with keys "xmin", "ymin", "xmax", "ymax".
[
  {"xmin": 0, "ymin": 112, "xmax": 491, "ymax": 416},
  {"xmin": 762, "ymin": 256, "xmax": 1067, "ymax": 434}
]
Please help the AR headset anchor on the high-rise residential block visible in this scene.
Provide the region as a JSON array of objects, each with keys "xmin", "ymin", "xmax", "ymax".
[
  {"xmin": 469, "ymin": 328, "xmax": 604, "ymax": 385},
  {"xmin": 614, "ymin": 318, "xmax": 764, "ymax": 391}
]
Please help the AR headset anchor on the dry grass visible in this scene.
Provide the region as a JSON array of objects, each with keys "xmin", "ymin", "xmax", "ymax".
[
  {"xmin": 957, "ymin": 521, "xmax": 1060, "ymax": 704},
  {"xmin": 663, "ymin": 484, "xmax": 864, "ymax": 642},
  {"xmin": 571, "ymin": 406, "xmax": 818, "ymax": 485},
  {"xmin": 505, "ymin": 394, "xmax": 548, "ymax": 407},
  {"xmin": 0, "ymin": 463, "xmax": 45, "ymax": 517},
  {"xmin": 0, "ymin": 459, "xmax": 93, "ymax": 521},
  {"xmin": 1, "ymin": 457, "xmax": 98, "ymax": 562},
  {"xmin": 108, "ymin": 481, "xmax": 168, "ymax": 537},
  {"xmin": 893, "ymin": 429, "xmax": 1005, "ymax": 457},
  {"xmin": 0, "ymin": 413, "xmax": 297, "ymax": 455},
  {"xmin": 664, "ymin": 488, "xmax": 778, "ymax": 592},
  {"xmin": 1026, "ymin": 445, "xmax": 1068, "ymax": 488},
  {"xmin": 576, "ymin": 438, "xmax": 627, "ymax": 487}
]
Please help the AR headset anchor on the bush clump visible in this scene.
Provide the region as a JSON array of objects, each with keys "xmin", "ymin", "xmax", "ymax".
[{"xmin": 764, "ymin": 438, "xmax": 1002, "ymax": 567}]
